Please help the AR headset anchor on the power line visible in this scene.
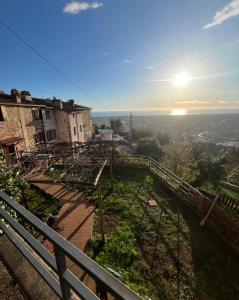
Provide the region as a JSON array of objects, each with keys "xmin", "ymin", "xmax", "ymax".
[{"xmin": 0, "ymin": 18, "xmax": 109, "ymax": 111}]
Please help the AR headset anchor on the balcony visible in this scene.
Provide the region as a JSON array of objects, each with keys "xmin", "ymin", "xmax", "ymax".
[{"xmin": 0, "ymin": 191, "xmax": 142, "ymax": 300}]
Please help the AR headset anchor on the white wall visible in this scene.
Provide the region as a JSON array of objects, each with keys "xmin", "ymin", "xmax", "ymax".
[
  {"xmin": 55, "ymin": 110, "xmax": 71, "ymax": 143},
  {"xmin": 42, "ymin": 109, "xmax": 58, "ymax": 141}
]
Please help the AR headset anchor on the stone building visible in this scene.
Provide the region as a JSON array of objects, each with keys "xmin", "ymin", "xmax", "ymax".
[{"xmin": 0, "ymin": 89, "xmax": 93, "ymax": 160}]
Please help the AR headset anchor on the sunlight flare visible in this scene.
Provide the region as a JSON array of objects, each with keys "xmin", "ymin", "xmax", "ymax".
[
  {"xmin": 171, "ymin": 108, "xmax": 187, "ymax": 115},
  {"xmin": 174, "ymin": 72, "xmax": 191, "ymax": 87}
]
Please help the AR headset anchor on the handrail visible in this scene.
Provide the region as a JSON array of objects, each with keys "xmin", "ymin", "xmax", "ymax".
[
  {"xmin": 0, "ymin": 191, "xmax": 142, "ymax": 300},
  {"xmin": 117, "ymin": 155, "xmax": 211, "ymax": 201}
]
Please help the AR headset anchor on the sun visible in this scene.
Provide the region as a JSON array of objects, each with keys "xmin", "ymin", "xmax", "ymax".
[
  {"xmin": 171, "ymin": 109, "xmax": 186, "ymax": 116},
  {"xmin": 174, "ymin": 72, "xmax": 191, "ymax": 87}
]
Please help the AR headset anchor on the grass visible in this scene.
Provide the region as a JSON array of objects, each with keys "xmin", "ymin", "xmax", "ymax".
[
  {"xmin": 21, "ymin": 186, "xmax": 62, "ymax": 220},
  {"xmin": 220, "ymin": 186, "xmax": 239, "ymax": 200},
  {"xmin": 88, "ymin": 168, "xmax": 239, "ymax": 300},
  {"xmin": 201, "ymin": 181, "xmax": 239, "ymax": 202}
]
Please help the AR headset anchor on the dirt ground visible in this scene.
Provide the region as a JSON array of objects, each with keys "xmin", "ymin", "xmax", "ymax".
[{"xmin": 0, "ymin": 259, "xmax": 24, "ymax": 300}]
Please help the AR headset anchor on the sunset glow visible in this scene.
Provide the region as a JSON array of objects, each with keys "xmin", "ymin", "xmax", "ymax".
[{"xmin": 171, "ymin": 108, "xmax": 187, "ymax": 115}]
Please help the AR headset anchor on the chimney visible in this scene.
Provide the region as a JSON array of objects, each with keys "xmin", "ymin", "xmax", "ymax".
[
  {"xmin": 69, "ymin": 99, "xmax": 74, "ymax": 106},
  {"xmin": 52, "ymin": 98, "xmax": 63, "ymax": 110},
  {"xmin": 21, "ymin": 91, "xmax": 32, "ymax": 101},
  {"xmin": 11, "ymin": 89, "xmax": 21, "ymax": 103}
]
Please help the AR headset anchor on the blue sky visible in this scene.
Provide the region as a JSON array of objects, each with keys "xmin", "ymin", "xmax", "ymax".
[{"xmin": 0, "ymin": 0, "xmax": 239, "ymax": 113}]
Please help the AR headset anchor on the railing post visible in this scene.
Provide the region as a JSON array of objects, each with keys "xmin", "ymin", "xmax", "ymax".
[{"xmin": 54, "ymin": 246, "xmax": 71, "ymax": 300}]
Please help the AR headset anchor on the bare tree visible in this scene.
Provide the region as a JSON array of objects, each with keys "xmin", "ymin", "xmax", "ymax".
[{"xmin": 163, "ymin": 137, "xmax": 195, "ymax": 177}]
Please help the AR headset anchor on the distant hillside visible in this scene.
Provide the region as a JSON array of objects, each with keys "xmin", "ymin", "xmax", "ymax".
[{"xmin": 93, "ymin": 113, "xmax": 239, "ymax": 143}]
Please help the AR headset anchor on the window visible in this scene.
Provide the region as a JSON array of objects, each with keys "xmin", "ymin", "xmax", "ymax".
[
  {"xmin": 80, "ymin": 125, "xmax": 82, "ymax": 132},
  {"xmin": 46, "ymin": 129, "xmax": 57, "ymax": 141},
  {"xmin": 0, "ymin": 106, "xmax": 4, "ymax": 121},
  {"xmin": 34, "ymin": 132, "xmax": 45, "ymax": 144},
  {"xmin": 74, "ymin": 126, "xmax": 76, "ymax": 135},
  {"xmin": 45, "ymin": 110, "xmax": 51, "ymax": 120},
  {"xmin": 72, "ymin": 113, "xmax": 75, "ymax": 118},
  {"xmin": 32, "ymin": 108, "xmax": 42, "ymax": 120}
]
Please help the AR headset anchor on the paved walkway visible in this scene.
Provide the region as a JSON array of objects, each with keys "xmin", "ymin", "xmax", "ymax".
[{"xmin": 28, "ymin": 175, "xmax": 95, "ymax": 253}]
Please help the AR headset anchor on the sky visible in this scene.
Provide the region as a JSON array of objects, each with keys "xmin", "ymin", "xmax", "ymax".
[{"xmin": 0, "ymin": 0, "xmax": 239, "ymax": 114}]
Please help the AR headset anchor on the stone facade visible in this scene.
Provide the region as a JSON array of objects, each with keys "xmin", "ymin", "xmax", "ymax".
[
  {"xmin": 0, "ymin": 90, "xmax": 93, "ymax": 159},
  {"xmin": 0, "ymin": 105, "xmax": 25, "ymax": 149},
  {"xmin": 0, "ymin": 104, "xmax": 44, "ymax": 157}
]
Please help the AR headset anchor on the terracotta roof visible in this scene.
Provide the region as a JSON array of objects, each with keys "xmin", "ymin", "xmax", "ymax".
[
  {"xmin": 61, "ymin": 102, "xmax": 91, "ymax": 112},
  {"xmin": 0, "ymin": 93, "xmax": 91, "ymax": 112},
  {"xmin": 0, "ymin": 136, "xmax": 23, "ymax": 145}
]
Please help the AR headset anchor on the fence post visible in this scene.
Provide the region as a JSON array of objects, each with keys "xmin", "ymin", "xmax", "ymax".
[{"xmin": 54, "ymin": 246, "xmax": 71, "ymax": 300}]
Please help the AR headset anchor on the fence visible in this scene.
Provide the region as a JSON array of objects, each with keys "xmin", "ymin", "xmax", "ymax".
[
  {"xmin": 115, "ymin": 155, "xmax": 239, "ymax": 253},
  {"xmin": 200, "ymin": 189, "xmax": 239, "ymax": 219},
  {"xmin": 0, "ymin": 191, "xmax": 142, "ymax": 300}
]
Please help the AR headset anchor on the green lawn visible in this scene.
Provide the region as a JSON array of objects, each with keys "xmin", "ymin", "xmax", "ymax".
[{"xmin": 88, "ymin": 168, "xmax": 239, "ymax": 300}]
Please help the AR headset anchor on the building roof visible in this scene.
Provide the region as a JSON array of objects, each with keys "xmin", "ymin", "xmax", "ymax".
[
  {"xmin": 99, "ymin": 129, "xmax": 113, "ymax": 134},
  {"xmin": 0, "ymin": 91, "xmax": 91, "ymax": 112},
  {"xmin": 0, "ymin": 136, "xmax": 23, "ymax": 145}
]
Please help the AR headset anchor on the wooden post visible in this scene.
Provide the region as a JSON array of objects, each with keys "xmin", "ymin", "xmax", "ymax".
[
  {"xmin": 177, "ymin": 209, "xmax": 180, "ymax": 300},
  {"xmin": 97, "ymin": 184, "xmax": 105, "ymax": 244},
  {"xmin": 110, "ymin": 147, "xmax": 114, "ymax": 189}
]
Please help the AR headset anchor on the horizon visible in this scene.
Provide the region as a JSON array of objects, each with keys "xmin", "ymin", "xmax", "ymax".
[{"xmin": 92, "ymin": 108, "xmax": 239, "ymax": 118}]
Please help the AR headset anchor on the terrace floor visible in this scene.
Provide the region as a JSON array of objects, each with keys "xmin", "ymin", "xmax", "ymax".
[{"xmin": 29, "ymin": 176, "xmax": 95, "ymax": 253}]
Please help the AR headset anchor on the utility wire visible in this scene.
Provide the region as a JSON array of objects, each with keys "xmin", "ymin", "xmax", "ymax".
[{"xmin": 0, "ymin": 18, "xmax": 109, "ymax": 111}]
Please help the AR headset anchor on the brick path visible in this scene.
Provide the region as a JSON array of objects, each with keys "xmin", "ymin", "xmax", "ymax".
[{"xmin": 28, "ymin": 175, "xmax": 95, "ymax": 253}]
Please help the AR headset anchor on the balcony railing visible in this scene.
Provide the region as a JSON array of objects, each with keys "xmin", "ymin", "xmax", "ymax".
[{"xmin": 0, "ymin": 191, "xmax": 142, "ymax": 300}]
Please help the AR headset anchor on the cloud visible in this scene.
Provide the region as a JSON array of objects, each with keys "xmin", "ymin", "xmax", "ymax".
[
  {"xmin": 122, "ymin": 59, "xmax": 132, "ymax": 64},
  {"xmin": 204, "ymin": 0, "xmax": 239, "ymax": 29},
  {"xmin": 176, "ymin": 100, "xmax": 211, "ymax": 105},
  {"xmin": 63, "ymin": 1, "xmax": 103, "ymax": 14},
  {"xmin": 147, "ymin": 66, "xmax": 154, "ymax": 70}
]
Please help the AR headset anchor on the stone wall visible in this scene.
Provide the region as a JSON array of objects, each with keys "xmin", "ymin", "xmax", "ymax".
[
  {"xmin": 0, "ymin": 235, "xmax": 59, "ymax": 300},
  {"xmin": 0, "ymin": 105, "xmax": 26, "ymax": 152},
  {"xmin": 0, "ymin": 105, "xmax": 45, "ymax": 152},
  {"xmin": 19, "ymin": 106, "xmax": 43, "ymax": 150}
]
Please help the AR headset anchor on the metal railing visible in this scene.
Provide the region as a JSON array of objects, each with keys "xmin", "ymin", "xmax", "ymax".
[
  {"xmin": 0, "ymin": 191, "xmax": 142, "ymax": 300},
  {"xmin": 116, "ymin": 155, "xmax": 210, "ymax": 204}
]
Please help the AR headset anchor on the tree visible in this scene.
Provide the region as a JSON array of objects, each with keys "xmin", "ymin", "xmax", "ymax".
[
  {"xmin": 94, "ymin": 124, "xmax": 99, "ymax": 134},
  {"xmin": 131, "ymin": 128, "xmax": 153, "ymax": 142},
  {"xmin": 227, "ymin": 166, "xmax": 239, "ymax": 185},
  {"xmin": 0, "ymin": 156, "xmax": 27, "ymax": 201},
  {"xmin": 197, "ymin": 157, "xmax": 225, "ymax": 184},
  {"xmin": 157, "ymin": 132, "xmax": 170, "ymax": 146},
  {"xmin": 0, "ymin": 156, "xmax": 28, "ymax": 233},
  {"xmin": 136, "ymin": 139, "xmax": 163, "ymax": 160},
  {"xmin": 223, "ymin": 148, "xmax": 239, "ymax": 185},
  {"xmin": 163, "ymin": 138, "xmax": 196, "ymax": 179},
  {"xmin": 100, "ymin": 124, "xmax": 107, "ymax": 129},
  {"xmin": 110, "ymin": 118, "xmax": 123, "ymax": 133}
]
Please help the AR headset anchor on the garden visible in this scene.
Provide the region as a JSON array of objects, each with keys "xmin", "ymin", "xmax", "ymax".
[{"xmin": 88, "ymin": 167, "xmax": 239, "ymax": 300}]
